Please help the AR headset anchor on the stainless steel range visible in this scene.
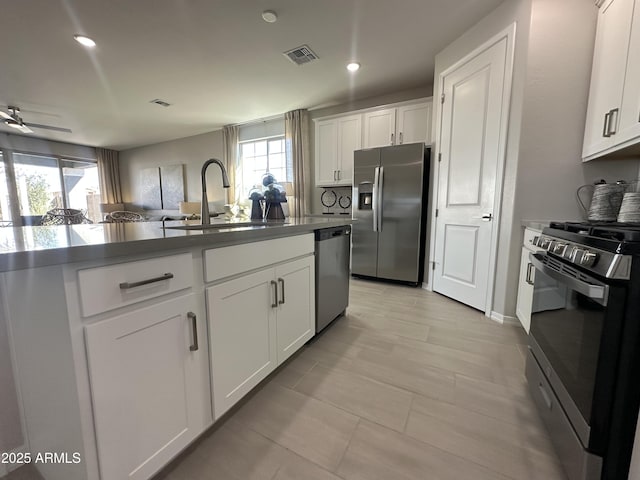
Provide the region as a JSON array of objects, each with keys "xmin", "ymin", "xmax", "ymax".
[{"xmin": 526, "ymin": 222, "xmax": 640, "ymax": 480}]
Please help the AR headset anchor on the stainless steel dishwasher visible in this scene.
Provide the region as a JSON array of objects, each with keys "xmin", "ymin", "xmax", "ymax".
[{"xmin": 315, "ymin": 225, "xmax": 351, "ymax": 333}]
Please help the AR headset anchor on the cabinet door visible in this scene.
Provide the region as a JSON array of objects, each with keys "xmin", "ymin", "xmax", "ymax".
[
  {"xmin": 315, "ymin": 119, "xmax": 339, "ymax": 186},
  {"xmin": 207, "ymin": 269, "xmax": 277, "ymax": 419},
  {"xmin": 617, "ymin": 0, "xmax": 640, "ymax": 146},
  {"xmin": 397, "ymin": 102, "xmax": 432, "ymax": 145},
  {"xmin": 85, "ymin": 294, "xmax": 210, "ymax": 480},
  {"xmin": 274, "ymin": 256, "xmax": 315, "ymax": 364},
  {"xmin": 515, "ymin": 247, "xmax": 534, "ymax": 333},
  {"xmin": 336, "ymin": 114, "xmax": 362, "ymax": 185},
  {"xmin": 363, "ymin": 108, "xmax": 397, "ymax": 148},
  {"xmin": 583, "ymin": 0, "xmax": 635, "ymax": 160}
]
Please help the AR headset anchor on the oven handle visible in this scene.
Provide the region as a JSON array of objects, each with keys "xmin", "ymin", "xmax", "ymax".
[{"xmin": 529, "ymin": 253, "xmax": 609, "ymax": 306}]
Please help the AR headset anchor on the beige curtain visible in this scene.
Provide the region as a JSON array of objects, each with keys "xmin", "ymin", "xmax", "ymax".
[
  {"xmin": 222, "ymin": 125, "xmax": 239, "ymax": 204},
  {"xmin": 285, "ymin": 109, "xmax": 310, "ymax": 217},
  {"xmin": 96, "ymin": 148, "xmax": 122, "ymax": 204}
]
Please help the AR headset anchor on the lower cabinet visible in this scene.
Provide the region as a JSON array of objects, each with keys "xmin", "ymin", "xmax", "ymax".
[
  {"xmin": 84, "ymin": 293, "xmax": 211, "ymax": 480},
  {"xmin": 516, "ymin": 247, "xmax": 535, "ymax": 332},
  {"xmin": 207, "ymin": 255, "xmax": 315, "ymax": 419}
]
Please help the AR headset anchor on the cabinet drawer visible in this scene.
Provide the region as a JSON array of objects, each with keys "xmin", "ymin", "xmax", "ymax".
[
  {"xmin": 204, "ymin": 234, "xmax": 314, "ymax": 283},
  {"xmin": 77, "ymin": 253, "xmax": 193, "ymax": 317}
]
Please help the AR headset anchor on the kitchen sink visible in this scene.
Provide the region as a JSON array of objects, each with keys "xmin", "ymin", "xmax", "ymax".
[{"xmin": 164, "ymin": 221, "xmax": 288, "ymax": 230}]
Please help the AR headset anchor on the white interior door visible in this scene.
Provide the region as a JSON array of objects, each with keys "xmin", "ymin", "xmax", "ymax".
[{"xmin": 433, "ymin": 35, "xmax": 510, "ymax": 311}]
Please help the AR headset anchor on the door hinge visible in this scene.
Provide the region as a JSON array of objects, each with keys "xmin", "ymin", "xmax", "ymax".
[
  {"xmin": 435, "ymin": 209, "xmax": 439, "ymax": 217},
  {"xmin": 441, "ymin": 93, "xmax": 445, "ymax": 104},
  {"xmin": 438, "ymin": 152, "xmax": 442, "ymax": 162}
]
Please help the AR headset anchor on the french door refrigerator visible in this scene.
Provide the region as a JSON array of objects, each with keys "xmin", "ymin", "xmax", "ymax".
[{"xmin": 352, "ymin": 142, "xmax": 430, "ymax": 286}]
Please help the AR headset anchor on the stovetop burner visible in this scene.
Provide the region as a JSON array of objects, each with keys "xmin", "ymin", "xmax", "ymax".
[{"xmin": 549, "ymin": 221, "xmax": 640, "ymax": 243}]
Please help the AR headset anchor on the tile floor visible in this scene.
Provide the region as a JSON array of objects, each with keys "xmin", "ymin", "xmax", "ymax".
[
  {"xmin": 4, "ymin": 279, "xmax": 566, "ymax": 480},
  {"xmin": 155, "ymin": 279, "xmax": 566, "ymax": 480}
]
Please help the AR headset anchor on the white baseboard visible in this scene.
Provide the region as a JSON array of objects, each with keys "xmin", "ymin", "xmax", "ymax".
[
  {"xmin": 421, "ymin": 282, "xmax": 431, "ymax": 291},
  {"xmin": 490, "ymin": 311, "xmax": 519, "ymax": 326}
]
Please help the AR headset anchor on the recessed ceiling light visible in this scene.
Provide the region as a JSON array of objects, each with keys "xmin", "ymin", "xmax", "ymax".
[
  {"xmin": 347, "ymin": 62, "xmax": 360, "ymax": 72},
  {"xmin": 74, "ymin": 35, "xmax": 96, "ymax": 47},
  {"xmin": 262, "ymin": 10, "xmax": 278, "ymax": 23}
]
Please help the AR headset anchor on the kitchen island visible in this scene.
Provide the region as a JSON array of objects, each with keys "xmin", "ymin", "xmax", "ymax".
[{"xmin": 0, "ymin": 217, "xmax": 351, "ymax": 480}]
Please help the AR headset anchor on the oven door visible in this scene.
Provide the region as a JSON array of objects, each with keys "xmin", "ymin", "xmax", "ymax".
[{"xmin": 529, "ymin": 252, "xmax": 624, "ymax": 454}]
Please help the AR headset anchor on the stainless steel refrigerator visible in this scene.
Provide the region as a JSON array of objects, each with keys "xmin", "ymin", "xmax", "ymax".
[{"xmin": 352, "ymin": 142, "xmax": 429, "ymax": 286}]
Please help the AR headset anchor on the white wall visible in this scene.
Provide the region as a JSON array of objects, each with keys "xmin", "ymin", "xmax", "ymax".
[{"xmin": 119, "ymin": 130, "xmax": 225, "ymax": 211}]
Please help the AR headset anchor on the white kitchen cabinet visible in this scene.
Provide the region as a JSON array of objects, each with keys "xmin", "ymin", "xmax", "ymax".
[
  {"xmin": 583, "ymin": 0, "xmax": 636, "ymax": 160},
  {"xmin": 314, "ymin": 114, "xmax": 361, "ymax": 186},
  {"xmin": 616, "ymin": 1, "xmax": 640, "ymax": 146},
  {"xmin": 207, "ymin": 254, "xmax": 314, "ymax": 419},
  {"xmin": 363, "ymin": 101, "xmax": 432, "ymax": 148},
  {"xmin": 516, "ymin": 246, "xmax": 535, "ymax": 332},
  {"xmin": 84, "ymin": 293, "xmax": 210, "ymax": 480}
]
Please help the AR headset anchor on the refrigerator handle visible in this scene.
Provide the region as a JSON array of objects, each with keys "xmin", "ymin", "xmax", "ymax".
[
  {"xmin": 373, "ymin": 167, "xmax": 380, "ymax": 232},
  {"xmin": 377, "ymin": 167, "xmax": 384, "ymax": 231}
]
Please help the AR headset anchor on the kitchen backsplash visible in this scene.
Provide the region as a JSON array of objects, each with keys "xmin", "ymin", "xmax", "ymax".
[{"xmin": 317, "ymin": 186, "xmax": 353, "ymax": 216}]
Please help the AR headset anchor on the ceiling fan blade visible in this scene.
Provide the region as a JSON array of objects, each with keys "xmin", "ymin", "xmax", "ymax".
[
  {"xmin": 0, "ymin": 111, "xmax": 12, "ymax": 121},
  {"xmin": 24, "ymin": 122, "xmax": 72, "ymax": 133},
  {"xmin": 15, "ymin": 124, "xmax": 33, "ymax": 134}
]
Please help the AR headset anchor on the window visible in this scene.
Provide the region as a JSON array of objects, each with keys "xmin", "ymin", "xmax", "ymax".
[
  {"xmin": 238, "ymin": 136, "xmax": 290, "ymax": 201},
  {"xmin": 0, "ymin": 153, "xmax": 11, "ymax": 226},
  {"xmin": 4, "ymin": 152, "xmax": 101, "ymax": 224}
]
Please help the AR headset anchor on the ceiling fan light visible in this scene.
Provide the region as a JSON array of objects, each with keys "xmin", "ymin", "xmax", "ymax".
[
  {"xmin": 347, "ymin": 62, "xmax": 360, "ymax": 72},
  {"xmin": 74, "ymin": 35, "xmax": 96, "ymax": 47}
]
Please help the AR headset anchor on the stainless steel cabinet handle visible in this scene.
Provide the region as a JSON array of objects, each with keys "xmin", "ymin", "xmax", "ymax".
[
  {"xmin": 399, "ymin": 132, "xmax": 403, "ymax": 144},
  {"xmin": 270, "ymin": 280, "xmax": 278, "ymax": 308},
  {"xmin": 390, "ymin": 133, "xmax": 394, "ymax": 145},
  {"xmin": 119, "ymin": 272, "xmax": 174, "ymax": 290},
  {"xmin": 188, "ymin": 312, "xmax": 198, "ymax": 352},
  {"xmin": 603, "ymin": 112, "xmax": 611, "ymax": 137},
  {"xmin": 278, "ymin": 278, "xmax": 285, "ymax": 305},
  {"xmin": 608, "ymin": 108, "xmax": 619, "ymax": 135},
  {"xmin": 525, "ymin": 263, "xmax": 535, "ymax": 285},
  {"xmin": 337, "ymin": 170, "xmax": 340, "ymax": 181}
]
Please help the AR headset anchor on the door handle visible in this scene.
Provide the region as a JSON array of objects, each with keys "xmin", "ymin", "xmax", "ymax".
[
  {"xmin": 278, "ymin": 278, "xmax": 285, "ymax": 305},
  {"xmin": 526, "ymin": 263, "xmax": 535, "ymax": 285},
  {"xmin": 270, "ymin": 280, "xmax": 278, "ymax": 308},
  {"xmin": 481, "ymin": 213, "xmax": 493, "ymax": 221},
  {"xmin": 373, "ymin": 167, "xmax": 380, "ymax": 232},
  {"xmin": 608, "ymin": 108, "xmax": 619, "ymax": 135},
  {"xmin": 603, "ymin": 112, "xmax": 611, "ymax": 137},
  {"xmin": 188, "ymin": 312, "xmax": 198, "ymax": 352}
]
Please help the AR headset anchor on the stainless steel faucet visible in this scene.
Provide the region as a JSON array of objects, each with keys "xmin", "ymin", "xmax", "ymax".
[{"xmin": 201, "ymin": 158, "xmax": 230, "ymax": 225}]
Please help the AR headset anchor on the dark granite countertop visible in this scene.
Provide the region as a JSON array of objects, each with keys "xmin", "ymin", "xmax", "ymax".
[{"xmin": 0, "ymin": 217, "xmax": 353, "ymax": 272}]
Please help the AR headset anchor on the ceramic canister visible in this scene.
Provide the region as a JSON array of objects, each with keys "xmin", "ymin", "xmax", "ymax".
[
  {"xmin": 617, "ymin": 192, "xmax": 640, "ymax": 223},
  {"xmin": 585, "ymin": 183, "xmax": 625, "ymax": 222}
]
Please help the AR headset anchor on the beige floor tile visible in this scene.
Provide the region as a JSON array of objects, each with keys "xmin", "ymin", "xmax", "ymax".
[
  {"xmin": 344, "ymin": 312, "xmax": 429, "ymax": 340},
  {"xmin": 273, "ymin": 452, "xmax": 345, "ymax": 480},
  {"xmin": 270, "ymin": 351, "xmax": 318, "ymax": 389},
  {"xmin": 405, "ymin": 394, "xmax": 565, "ymax": 479},
  {"xmin": 295, "ymin": 364, "xmax": 413, "ymax": 431},
  {"xmin": 337, "ymin": 420, "xmax": 512, "ymax": 480},
  {"xmin": 162, "ymin": 421, "xmax": 288, "ymax": 480},
  {"xmin": 232, "ymin": 383, "xmax": 359, "ymax": 471}
]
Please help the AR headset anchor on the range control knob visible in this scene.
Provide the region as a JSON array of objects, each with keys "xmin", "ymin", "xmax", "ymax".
[
  {"xmin": 539, "ymin": 238, "xmax": 551, "ymax": 250},
  {"xmin": 580, "ymin": 251, "xmax": 598, "ymax": 267},
  {"xmin": 570, "ymin": 248, "xmax": 585, "ymax": 264},
  {"xmin": 553, "ymin": 243, "xmax": 567, "ymax": 255}
]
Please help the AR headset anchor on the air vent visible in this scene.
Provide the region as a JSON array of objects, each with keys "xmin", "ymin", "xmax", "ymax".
[
  {"xmin": 150, "ymin": 99, "xmax": 171, "ymax": 107},
  {"xmin": 283, "ymin": 45, "xmax": 319, "ymax": 65}
]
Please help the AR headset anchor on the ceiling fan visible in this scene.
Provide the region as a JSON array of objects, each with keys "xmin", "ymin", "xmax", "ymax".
[{"xmin": 0, "ymin": 106, "xmax": 72, "ymax": 134}]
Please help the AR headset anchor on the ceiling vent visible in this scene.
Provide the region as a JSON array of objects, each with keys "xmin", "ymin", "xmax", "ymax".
[
  {"xmin": 283, "ymin": 45, "xmax": 319, "ymax": 66},
  {"xmin": 150, "ymin": 99, "xmax": 171, "ymax": 107}
]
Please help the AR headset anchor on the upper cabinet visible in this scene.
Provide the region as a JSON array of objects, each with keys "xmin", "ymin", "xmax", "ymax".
[
  {"xmin": 583, "ymin": 0, "xmax": 638, "ymax": 160},
  {"xmin": 363, "ymin": 102, "xmax": 432, "ymax": 148},
  {"xmin": 315, "ymin": 98, "xmax": 432, "ymax": 186},
  {"xmin": 315, "ymin": 114, "xmax": 361, "ymax": 187}
]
